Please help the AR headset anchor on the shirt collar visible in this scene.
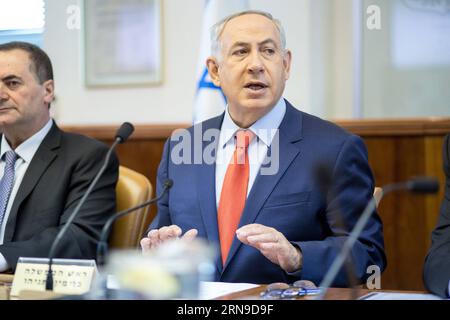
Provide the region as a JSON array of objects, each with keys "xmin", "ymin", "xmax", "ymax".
[
  {"xmin": 219, "ymin": 98, "xmax": 286, "ymax": 148},
  {"xmin": 1, "ymin": 119, "xmax": 53, "ymax": 163},
  {"xmin": 219, "ymin": 108, "xmax": 241, "ymax": 149}
]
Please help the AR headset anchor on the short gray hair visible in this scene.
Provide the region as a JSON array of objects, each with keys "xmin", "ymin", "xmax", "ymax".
[{"xmin": 210, "ymin": 10, "xmax": 287, "ymax": 58}]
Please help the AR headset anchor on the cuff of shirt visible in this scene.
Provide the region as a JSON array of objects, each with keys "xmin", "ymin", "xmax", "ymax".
[
  {"xmin": 448, "ymin": 280, "xmax": 450, "ymax": 298},
  {"xmin": 0, "ymin": 252, "xmax": 10, "ymax": 272},
  {"xmin": 285, "ymin": 242, "xmax": 303, "ymax": 278}
]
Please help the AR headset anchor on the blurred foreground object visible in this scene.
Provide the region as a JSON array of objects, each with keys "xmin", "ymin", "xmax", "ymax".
[{"xmin": 105, "ymin": 238, "xmax": 216, "ymax": 299}]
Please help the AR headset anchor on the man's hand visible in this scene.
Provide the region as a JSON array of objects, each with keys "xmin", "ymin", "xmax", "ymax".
[
  {"xmin": 236, "ymin": 224, "xmax": 302, "ymax": 273},
  {"xmin": 140, "ymin": 225, "xmax": 198, "ymax": 252}
]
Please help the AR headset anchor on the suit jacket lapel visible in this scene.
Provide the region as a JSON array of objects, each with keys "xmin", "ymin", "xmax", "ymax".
[
  {"xmin": 195, "ymin": 114, "xmax": 224, "ymax": 273},
  {"xmin": 223, "ymin": 101, "xmax": 304, "ymax": 269},
  {"xmin": 4, "ymin": 122, "xmax": 61, "ymax": 242}
]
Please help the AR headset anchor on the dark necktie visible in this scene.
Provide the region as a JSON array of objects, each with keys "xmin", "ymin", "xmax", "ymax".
[{"xmin": 0, "ymin": 151, "xmax": 19, "ymax": 228}]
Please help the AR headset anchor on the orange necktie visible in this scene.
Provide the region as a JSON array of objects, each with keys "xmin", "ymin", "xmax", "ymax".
[{"xmin": 218, "ymin": 130, "xmax": 255, "ymax": 265}]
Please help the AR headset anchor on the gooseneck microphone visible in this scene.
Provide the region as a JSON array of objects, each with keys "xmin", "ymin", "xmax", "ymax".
[
  {"xmin": 96, "ymin": 179, "xmax": 173, "ymax": 267},
  {"xmin": 45, "ymin": 122, "xmax": 135, "ymax": 291},
  {"xmin": 316, "ymin": 177, "xmax": 439, "ymax": 299}
]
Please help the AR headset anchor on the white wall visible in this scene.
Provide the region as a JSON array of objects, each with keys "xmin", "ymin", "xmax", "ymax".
[
  {"xmin": 44, "ymin": 0, "xmax": 318, "ymax": 125},
  {"xmin": 38, "ymin": 0, "xmax": 450, "ymax": 125},
  {"xmin": 45, "ymin": 0, "xmax": 203, "ymax": 125},
  {"xmin": 362, "ymin": 0, "xmax": 450, "ymax": 118}
]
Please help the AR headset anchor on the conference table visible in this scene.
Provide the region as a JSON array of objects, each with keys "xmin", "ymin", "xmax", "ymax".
[
  {"xmin": 1, "ymin": 273, "xmax": 432, "ymax": 300},
  {"xmin": 216, "ymin": 285, "xmax": 422, "ymax": 300}
]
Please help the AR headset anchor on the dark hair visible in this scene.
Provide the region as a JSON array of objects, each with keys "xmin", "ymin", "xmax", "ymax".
[{"xmin": 0, "ymin": 41, "xmax": 53, "ymax": 84}]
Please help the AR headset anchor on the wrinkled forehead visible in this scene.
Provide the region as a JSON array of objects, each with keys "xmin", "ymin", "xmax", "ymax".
[
  {"xmin": 0, "ymin": 49, "xmax": 35, "ymax": 78},
  {"xmin": 219, "ymin": 14, "xmax": 281, "ymax": 48}
]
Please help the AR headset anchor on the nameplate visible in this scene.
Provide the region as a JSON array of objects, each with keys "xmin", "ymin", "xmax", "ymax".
[
  {"xmin": 0, "ymin": 286, "xmax": 9, "ymax": 300},
  {"xmin": 11, "ymin": 258, "xmax": 97, "ymax": 298}
]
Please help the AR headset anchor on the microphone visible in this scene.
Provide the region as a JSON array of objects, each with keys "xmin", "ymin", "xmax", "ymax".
[
  {"xmin": 45, "ymin": 122, "xmax": 135, "ymax": 291},
  {"xmin": 96, "ymin": 179, "xmax": 173, "ymax": 267},
  {"xmin": 406, "ymin": 177, "xmax": 440, "ymax": 193},
  {"xmin": 317, "ymin": 177, "xmax": 440, "ymax": 299},
  {"xmin": 115, "ymin": 122, "xmax": 134, "ymax": 143}
]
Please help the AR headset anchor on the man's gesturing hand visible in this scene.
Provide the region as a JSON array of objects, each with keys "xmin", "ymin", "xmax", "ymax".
[
  {"xmin": 140, "ymin": 225, "xmax": 198, "ymax": 252},
  {"xmin": 236, "ymin": 223, "xmax": 302, "ymax": 273}
]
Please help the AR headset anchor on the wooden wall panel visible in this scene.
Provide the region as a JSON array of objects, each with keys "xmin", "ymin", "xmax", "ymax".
[
  {"xmin": 63, "ymin": 119, "xmax": 450, "ymax": 291},
  {"xmin": 364, "ymin": 137, "xmax": 398, "ymax": 289},
  {"xmin": 424, "ymin": 136, "xmax": 445, "ymax": 236},
  {"xmin": 360, "ymin": 132, "xmax": 447, "ymax": 290}
]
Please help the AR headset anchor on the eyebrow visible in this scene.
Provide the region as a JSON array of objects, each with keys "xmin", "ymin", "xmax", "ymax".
[
  {"xmin": 259, "ymin": 39, "xmax": 278, "ymax": 47},
  {"xmin": 230, "ymin": 39, "xmax": 279, "ymax": 49},
  {"xmin": 1, "ymin": 75, "xmax": 22, "ymax": 82}
]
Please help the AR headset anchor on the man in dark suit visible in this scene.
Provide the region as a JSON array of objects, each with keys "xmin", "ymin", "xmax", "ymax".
[
  {"xmin": 424, "ymin": 134, "xmax": 450, "ymax": 297},
  {"xmin": 0, "ymin": 42, "xmax": 118, "ymax": 272},
  {"xmin": 141, "ymin": 11, "xmax": 386, "ymax": 286}
]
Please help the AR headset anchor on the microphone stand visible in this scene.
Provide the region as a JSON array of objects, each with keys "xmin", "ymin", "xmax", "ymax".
[
  {"xmin": 91, "ymin": 180, "xmax": 172, "ymax": 299},
  {"xmin": 45, "ymin": 123, "xmax": 134, "ymax": 291},
  {"xmin": 96, "ymin": 179, "xmax": 173, "ymax": 267},
  {"xmin": 314, "ymin": 164, "xmax": 360, "ymax": 299},
  {"xmin": 316, "ymin": 179, "xmax": 438, "ymax": 299}
]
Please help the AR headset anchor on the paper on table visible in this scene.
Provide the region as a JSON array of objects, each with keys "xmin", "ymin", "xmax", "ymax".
[
  {"xmin": 359, "ymin": 292, "xmax": 444, "ymax": 300},
  {"xmin": 199, "ymin": 282, "xmax": 259, "ymax": 300},
  {"xmin": 108, "ymin": 276, "xmax": 259, "ymax": 300}
]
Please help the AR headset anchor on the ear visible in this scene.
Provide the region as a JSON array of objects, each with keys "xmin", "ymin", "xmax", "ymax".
[
  {"xmin": 283, "ymin": 50, "xmax": 292, "ymax": 80},
  {"xmin": 206, "ymin": 56, "xmax": 221, "ymax": 87},
  {"xmin": 42, "ymin": 80, "xmax": 55, "ymax": 105}
]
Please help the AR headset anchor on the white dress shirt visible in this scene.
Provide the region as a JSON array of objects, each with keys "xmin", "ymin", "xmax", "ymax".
[
  {"xmin": 215, "ymin": 99, "xmax": 286, "ymax": 208},
  {"xmin": 0, "ymin": 119, "xmax": 53, "ymax": 271}
]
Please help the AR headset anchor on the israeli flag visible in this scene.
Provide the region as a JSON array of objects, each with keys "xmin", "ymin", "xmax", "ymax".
[{"xmin": 193, "ymin": 0, "xmax": 249, "ymax": 124}]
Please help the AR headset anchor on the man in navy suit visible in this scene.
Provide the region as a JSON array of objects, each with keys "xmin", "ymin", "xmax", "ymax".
[{"xmin": 141, "ymin": 11, "xmax": 386, "ymax": 286}]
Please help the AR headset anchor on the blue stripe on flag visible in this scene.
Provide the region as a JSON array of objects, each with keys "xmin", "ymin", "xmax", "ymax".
[{"xmin": 197, "ymin": 68, "xmax": 227, "ymax": 103}]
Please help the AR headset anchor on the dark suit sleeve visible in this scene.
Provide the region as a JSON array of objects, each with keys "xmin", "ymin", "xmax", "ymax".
[
  {"xmin": 296, "ymin": 134, "xmax": 386, "ymax": 286},
  {"xmin": 0, "ymin": 141, "xmax": 119, "ymax": 270},
  {"xmin": 424, "ymin": 134, "xmax": 450, "ymax": 298},
  {"xmin": 146, "ymin": 138, "xmax": 173, "ymax": 232}
]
